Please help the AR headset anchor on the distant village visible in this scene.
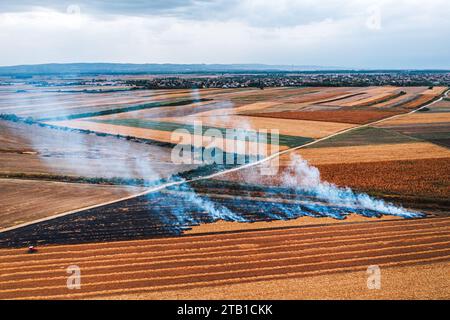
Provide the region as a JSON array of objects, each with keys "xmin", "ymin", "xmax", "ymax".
[
  {"xmin": 124, "ymin": 72, "xmax": 450, "ymax": 89},
  {"xmin": 2, "ymin": 71, "xmax": 450, "ymax": 90}
]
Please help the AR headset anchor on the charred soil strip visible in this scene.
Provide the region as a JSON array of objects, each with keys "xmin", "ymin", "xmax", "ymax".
[{"xmin": 0, "ymin": 181, "xmax": 413, "ymax": 247}]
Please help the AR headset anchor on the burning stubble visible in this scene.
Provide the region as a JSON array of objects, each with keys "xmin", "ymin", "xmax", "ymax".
[{"xmin": 3, "ymin": 87, "xmax": 423, "ymax": 233}]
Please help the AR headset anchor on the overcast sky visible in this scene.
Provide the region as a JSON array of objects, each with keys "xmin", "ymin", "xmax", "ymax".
[{"xmin": 0, "ymin": 0, "xmax": 449, "ymax": 68}]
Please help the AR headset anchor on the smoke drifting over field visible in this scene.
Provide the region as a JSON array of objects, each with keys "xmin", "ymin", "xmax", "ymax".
[
  {"xmin": 20, "ymin": 123, "xmax": 167, "ymax": 188},
  {"xmin": 282, "ymin": 154, "xmax": 423, "ymax": 219},
  {"xmin": 3, "ymin": 87, "xmax": 424, "ymax": 232},
  {"xmin": 145, "ymin": 153, "xmax": 423, "ymax": 230}
]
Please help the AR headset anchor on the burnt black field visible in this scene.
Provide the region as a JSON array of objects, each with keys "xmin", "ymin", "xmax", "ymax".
[{"xmin": 0, "ymin": 180, "xmax": 404, "ymax": 248}]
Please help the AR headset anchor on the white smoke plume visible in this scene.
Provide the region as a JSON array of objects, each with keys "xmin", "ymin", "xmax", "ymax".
[
  {"xmin": 282, "ymin": 154, "xmax": 423, "ymax": 218},
  {"xmin": 171, "ymin": 182, "xmax": 247, "ymax": 223}
]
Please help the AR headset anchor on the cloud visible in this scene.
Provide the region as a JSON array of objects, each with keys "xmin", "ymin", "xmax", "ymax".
[
  {"xmin": 0, "ymin": 0, "xmax": 449, "ymax": 68},
  {"xmin": 0, "ymin": 1, "xmax": 391, "ymax": 27},
  {"xmin": 0, "ymin": 0, "xmax": 200, "ymax": 15}
]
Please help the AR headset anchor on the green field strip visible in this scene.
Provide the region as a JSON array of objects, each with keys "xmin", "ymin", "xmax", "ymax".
[
  {"xmin": 305, "ymin": 126, "xmax": 418, "ymax": 148},
  {"xmin": 37, "ymin": 98, "xmax": 212, "ymax": 122},
  {"xmin": 379, "ymin": 123, "xmax": 450, "ymax": 143},
  {"xmin": 408, "ymin": 132, "xmax": 450, "ymax": 140},
  {"xmin": 426, "ymin": 108, "xmax": 450, "ymax": 113},
  {"xmin": 390, "ymin": 131, "xmax": 450, "ymax": 148},
  {"xmin": 88, "ymin": 118, "xmax": 313, "ymax": 148}
]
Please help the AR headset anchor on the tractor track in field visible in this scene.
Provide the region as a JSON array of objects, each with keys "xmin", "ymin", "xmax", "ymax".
[
  {"xmin": 0, "ymin": 216, "xmax": 449, "ymax": 299},
  {"xmin": 1, "ymin": 89, "xmax": 448, "ymax": 235}
]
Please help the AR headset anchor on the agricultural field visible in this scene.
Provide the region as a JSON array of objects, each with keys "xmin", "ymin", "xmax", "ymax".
[
  {"xmin": 246, "ymin": 110, "xmax": 402, "ymax": 125},
  {"xmin": 0, "ymin": 179, "xmax": 144, "ymax": 230},
  {"xmin": 0, "ymin": 119, "xmax": 197, "ymax": 181},
  {"xmin": 316, "ymin": 159, "xmax": 450, "ymax": 212},
  {"xmin": 0, "ymin": 79, "xmax": 449, "ymax": 300},
  {"xmin": 0, "ymin": 217, "xmax": 449, "ymax": 299},
  {"xmin": 427, "ymin": 98, "xmax": 450, "ymax": 113},
  {"xmin": 376, "ymin": 110, "xmax": 450, "ymax": 148}
]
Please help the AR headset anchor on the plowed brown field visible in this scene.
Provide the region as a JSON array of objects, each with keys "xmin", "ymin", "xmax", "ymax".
[
  {"xmin": 317, "ymin": 158, "xmax": 450, "ymax": 200},
  {"xmin": 214, "ymin": 157, "xmax": 450, "ymax": 214},
  {"xmin": 0, "ymin": 217, "xmax": 448, "ymax": 299}
]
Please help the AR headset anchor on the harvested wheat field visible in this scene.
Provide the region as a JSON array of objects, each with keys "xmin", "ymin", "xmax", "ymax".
[
  {"xmin": 0, "ymin": 179, "xmax": 143, "ymax": 230},
  {"xmin": 184, "ymin": 214, "xmax": 398, "ymax": 234},
  {"xmin": 0, "ymin": 217, "xmax": 449, "ymax": 299},
  {"xmin": 111, "ymin": 262, "xmax": 450, "ymax": 300},
  {"xmin": 149, "ymin": 115, "xmax": 354, "ymax": 139}
]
